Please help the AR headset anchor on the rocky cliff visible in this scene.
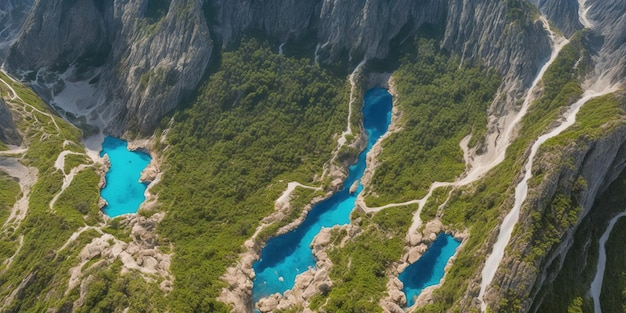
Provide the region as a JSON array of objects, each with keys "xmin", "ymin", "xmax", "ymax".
[
  {"xmin": 3, "ymin": 0, "xmax": 551, "ymax": 135},
  {"xmin": 0, "ymin": 0, "xmax": 33, "ymax": 60},
  {"xmin": 0, "ymin": 98, "xmax": 21, "ymax": 145},
  {"xmin": 479, "ymin": 116, "xmax": 626, "ymax": 312},
  {"xmin": 2, "ymin": 0, "xmax": 626, "ymax": 312}
]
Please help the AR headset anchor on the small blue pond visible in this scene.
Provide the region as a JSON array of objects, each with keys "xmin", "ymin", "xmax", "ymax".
[
  {"xmin": 99, "ymin": 136, "xmax": 152, "ymax": 217},
  {"xmin": 399, "ymin": 234, "xmax": 461, "ymax": 307},
  {"xmin": 252, "ymin": 88, "xmax": 393, "ymax": 301}
]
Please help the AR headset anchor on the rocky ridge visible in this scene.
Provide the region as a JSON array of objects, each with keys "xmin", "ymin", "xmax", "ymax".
[
  {"xmin": 4, "ymin": 0, "xmax": 553, "ymax": 136},
  {"xmin": 475, "ymin": 113, "xmax": 626, "ymax": 312},
  {"xmin": 0, "ymin": 98, "xmax": 21, "ymax": 145}
]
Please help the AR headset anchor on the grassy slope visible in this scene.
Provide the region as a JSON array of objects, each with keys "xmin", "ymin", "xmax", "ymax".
[
  {"xmin": 0, "ymin": 171, "xmax": 20, "ymax": 226},
  {"xmin": 0, "ymin": 72, "xmax": 102, "ymax": 311}
]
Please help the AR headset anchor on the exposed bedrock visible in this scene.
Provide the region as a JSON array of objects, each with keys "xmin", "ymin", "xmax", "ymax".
[
  {"xmin": 0, "ymin": 98, "xmax": 21, "ymax": 146},
  {"xmin": 473, "ymin": 114, "xmax": 626, "ymax": 312},
  {"xmin": 4, "ymin": 0, "xmax": 554, "ymax": 135},
  {"xmin": 5, "ymin": 0, "xmax": 213, "ymax": 136},
  {"xmin": 0, "ymin": 0, "xmax": 33, "ymax": 59}
]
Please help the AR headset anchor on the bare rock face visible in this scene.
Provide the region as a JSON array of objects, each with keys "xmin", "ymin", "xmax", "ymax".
[
  {"xmin": 5, "ymin": 0, "xmax": 213, "ymax": 136},
  {"xmin": 476, "ymin": 121, "xmax": 626, "ymax": 312},
  {"xmin": 102, "ymin": 0, "xmax": 213, "ymax": 135},
  {"xmin": 4, "ymin": 0, "xmax": 553, "ymax": 135},
  {"xmin": 0, "ymin": 98, "xmax": 21, "ymax": 145},
  {"xmin": 0, "ymin": 0, "xmax": 33, "ymax": 59},
  {"xmin": 5, "ymin": 0, "xmax": 110, "ymax": 71},
  {"xmin": 528, "ymin": 0, "xmax": 583, "ymax": 37}
]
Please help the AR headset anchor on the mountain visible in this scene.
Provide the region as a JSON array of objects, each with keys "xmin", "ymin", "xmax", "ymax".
[{"xmin": 0, "ymin": 0, "xmax": 625, "ymax": 312}]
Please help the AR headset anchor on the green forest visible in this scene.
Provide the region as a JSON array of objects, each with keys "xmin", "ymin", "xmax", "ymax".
[
  {"xmin": 365, "ymin": 38, "xmax": 500, "ymax": 207},
  {"xmin": 156, "ymin": 37, "xmax": 348, "ymax": 311}
]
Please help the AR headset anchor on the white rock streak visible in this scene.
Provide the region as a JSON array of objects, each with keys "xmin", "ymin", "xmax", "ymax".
[
  {"xmin": 0, "ymin": 158, "xmax": 37, "ymax": 229},
  {"xmin": 590, "ymin": 212, "xmax": 626, "ymax": 313},
  {"xmin": 337, "ymin": 58, "xmax": 367, "ymax": 148},
  {"xmin": 478, "ymin": 84, "xmax": 618, "ymax": 311},
  {"xmin": 363, "ymin": 17, "xmax": 568, "ymax": 242},
  {"xmin": 578, "ymin": 0, "xmax": 594, "ymax": 29}
]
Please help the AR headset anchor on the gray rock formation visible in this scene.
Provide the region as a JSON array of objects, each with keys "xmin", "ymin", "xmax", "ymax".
[
  {"xmin": 5, "ymin": 0, "xmax": 212, "ymax": 136},
  {"xmin": 478, "ymin": 117, "xmax": 626, "ymax": 312},
  {"xmin": 529, "ymin": 0, "xmax": 583, "ymax": 37},
  {"xmin": 0, "ymin": 98, "xmax": 21, "ymax": 145},
  {"xmin": 5, "ymin": 0, "xmax": 110, "ymax": 72},
  {"xmin": 0, "ymin": 0, "xmax": 33, "ymax": 60},
  {"xmin": 3, "ymin": 0, "xmax": 551, "ymax": 135}
]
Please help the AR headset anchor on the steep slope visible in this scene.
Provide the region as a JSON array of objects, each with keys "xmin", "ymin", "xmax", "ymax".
[
  {"xmin": 3, "ymin": 0, "xmax": 549, "ymax": 137},
  {"xmin": 0, "ymin": 0, "xmax": 33, "ymax": 60},
  {"xmin": 0, "ymin": 98, "xmax": 21, "ymax": 146},
  {"xmin": 4, "ymin": 0, "xmax": 213, "ymax": 136},
  {"xmin": 0, "ymin": 0, "xmax": 626, "ymax": 312}
]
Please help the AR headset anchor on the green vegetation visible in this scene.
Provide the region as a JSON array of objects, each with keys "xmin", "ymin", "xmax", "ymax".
[
  {"xmin": 156, "ymin": 37, "xmax": 348, "ymax": 311},
  {"xmin": 0, "ymin": 171, "xmax": 20, "ymax": 225},
  {"xmin": 64, "ymin": 153, "xmax": 91, "ymax": 173},
  {"xmin": 520, "ymin": 34, "xmax": 586, "ymax": 138},
  {"xmin": 544, "ymin": 94, "xmax": 626, "ymax": 148},
  {"xmin": 0, "ymin": 72, "xmax": 148, "ymax": 312},
  {"xmin": 421, "ymin": 186, "xmax": 453, "ymax": 222},
  {"xmin": 365, "ymin": 38, "xmax": 500, "ymax": 206},
  {"xmin": 535, "ymin": 165, "xmax": 626, "ymax": 312},
  {"xmin": 311, "ymin": 206, "xmax": 413, "ymax": 312},
  {"xmin": 412, "ymin": 34, "xmax": 595, "ymax": 312},
  {"xmin": 72, "ymin": 261, "xmax": 167, "ymax": 313},
  {"xmin": 54, "ymin": 169, "xmax": 102, "ymax": 225},
  {"xmin": 0, "ymin": 74, "xmax": 101, "ymax": 311},
  {"xmin": 504, "ymin": 0, "xmax": 538, "ymax": 25},
  {"xmin": 256, "ymin": 186, "xmax": 326, "ymax": 244},
  {"xmin": 600, "ymin": 217, "xmax": 626, "ymax": 312}
]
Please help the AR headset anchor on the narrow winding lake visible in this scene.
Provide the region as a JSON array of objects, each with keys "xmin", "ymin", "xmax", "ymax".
[
  {"xmin": 399, "ymin": 234, "xmax": 461, "ymax": 307},
  {"xmin": 100, "ymin": 136, "xmax": 151, "ymax": 217},
  {"xmin": 252, "ymin": 88, "xmax": 393, "ymax": 302}
]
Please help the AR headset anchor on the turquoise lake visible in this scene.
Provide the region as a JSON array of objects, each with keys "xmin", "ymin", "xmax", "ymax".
[
  {"xmin": 399, "ymin": 234, "xmax": 461, "ymax": 307},
  {"xmin": 99, "ymin": 136, "xmax": 152, "ymax": 217},
  {"xmin": 252, "ymin": 88, "xmax": 393, "ymax": 302}
]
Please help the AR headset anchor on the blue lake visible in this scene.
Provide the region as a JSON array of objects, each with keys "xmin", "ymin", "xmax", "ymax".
[
  {"xmin": 399, "ymin": 234, "xmax": 461, "ymax": 307},
  {"xmin": 99, "ymin": 136, "xmax": 152, "ymax": 217},
  {"xmin": 252, "ymin": 88, "xmax": 393, "ymax": 302}
]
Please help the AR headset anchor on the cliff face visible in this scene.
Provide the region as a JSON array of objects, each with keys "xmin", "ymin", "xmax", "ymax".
[
  {"xmin": 0, "ymin": 98, "xmax": 21, "ymax": 146},
  {"xmin": 5, "ymin": 0, "xmax": 110, "ymax": 72},
  {"xmin": 3, "ymin": 0, "xmax": 549, "ymax": 135},
  {"xmin": 5, "ymin": 0, "xmax": 213, "ymax": 136},
  {"xmin": 0, "ymin": 0, "xmax": 33, "ymax": 60},
  {"xmin": 529, "ymin": 0, "xmax": 582, "ymax": 37},
  {"xmin": 468, "ymin": 0, "xmax": 626, "ymax": 309},
  {"xmin": 2, "ymin": 1, "xmax": 626, "ymax": 311},
  {"xmin": 479, "ymin": 119, "xmax": 626, "ymax": 312}
]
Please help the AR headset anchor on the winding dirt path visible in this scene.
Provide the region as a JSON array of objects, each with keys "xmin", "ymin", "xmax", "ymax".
[{"xmin": 0, "ymin": 71, "xmax": 61, "ymax": 132}]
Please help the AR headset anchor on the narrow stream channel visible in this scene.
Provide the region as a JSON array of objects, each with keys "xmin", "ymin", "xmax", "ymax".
[{"xmin": 252, "ymin": 88, "xmax": 392, "ymax": 302}]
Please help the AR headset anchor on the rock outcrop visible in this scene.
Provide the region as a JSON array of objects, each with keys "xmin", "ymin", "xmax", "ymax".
[
  {"xmin": 473, "ymin": 100, "xmax": 626, "ymax": 312},
  {"xmin": 5, "ymin": 0, "xmax": 213, "ymax": 136},
  {"xmin": 0, "ymin": 0, "xmax": 33, "ymax": 59},
  {"xmin": 0, "ymin": 98, "xmax": 21, "ymax": 145},
  {"xmin": 4, "ymin": 0, "xmax": 552, "ymax": 135}
]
